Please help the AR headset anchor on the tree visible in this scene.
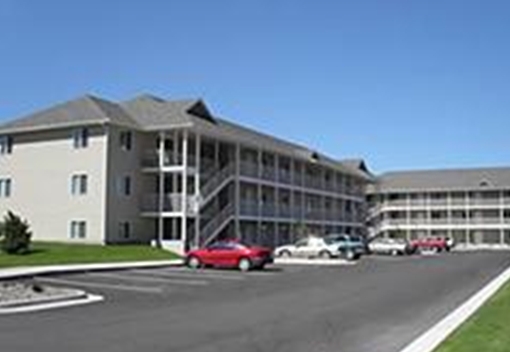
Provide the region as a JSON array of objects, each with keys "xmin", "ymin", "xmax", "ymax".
[{"xmin": 0, "ymin": 211, "xmax": 32, "ymax": 255}]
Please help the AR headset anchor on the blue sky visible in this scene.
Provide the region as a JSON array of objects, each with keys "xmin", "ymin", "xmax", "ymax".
[{"xmin": 0, "ymin": 0, "xmax": 509, "ymax": 173}]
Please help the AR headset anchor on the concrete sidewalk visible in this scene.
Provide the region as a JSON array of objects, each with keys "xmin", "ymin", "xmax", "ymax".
[{"xmin": 0, "ymin": 259, "xmax": 184, "ymax": 280}]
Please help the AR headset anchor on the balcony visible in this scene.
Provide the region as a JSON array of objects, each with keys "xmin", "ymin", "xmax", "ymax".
[
  {"xmin": 469, "ymin": 217, "xmax": 502, "ymax": 225},
  {"xmin": 429, "ymin": 199, "xmax": 448, "ymax": 207},
  {"xmin": 304, "ymin": 176, "xmax": 322, "ymax": 191},
  {"xmin": 409, "ymin": 199, "xmax": 427, "ymax": 207},
  {"xmin": 450, "ymin": 197, "xmax": 466, "ymax": 206},
  {"xmin": 141, "ymin": 151, "xmax": 198, "ymax": 169},
  {"xmin": 260, "ymin": 203, "xmax": 277, "ymax": 217},
  {"xmin": 261, "ymin": 166, "xmax": 276, "ymax": 181},
  {"xmin": 278, "ymin": 206, "xmax": 292, "ymax": 218},
  {"xmin": 468, "ymin": 198, "xmax": 501, "ymax": 206},
  {"xmin": 240, "ymin": 200, "xmax": 259, "ymax": 217},
  {"xmin": 240, "ymin": 161, "xmax": 258, "ymax": 178},
  {"xmin": 140, "ymin": 193, "xmax": 196, "ymax": 214},
  {"xmin": 385, "ymin": 218, "xmax": 408, "ymax": 226},
  {"xmin": 277, "ymin": 170, "xmax": 292, "ymax": 184},
  {"xmin": 385, "ymin": 199, "xmax": 408, "ymax": 207}
]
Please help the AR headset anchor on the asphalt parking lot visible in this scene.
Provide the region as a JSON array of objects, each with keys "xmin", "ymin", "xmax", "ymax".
[{"xmin": 1, "ymin": 251, "xmax": 509, "ymax": 352}]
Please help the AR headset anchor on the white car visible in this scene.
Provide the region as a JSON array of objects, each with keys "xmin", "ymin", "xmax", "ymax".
[
  {"xmin": 368, "ymin": 238, "xmax": 415, "ymax": 256},
  {"xmin": 275, "ymin": 236, "xmax": 342, "ymax": 258}
]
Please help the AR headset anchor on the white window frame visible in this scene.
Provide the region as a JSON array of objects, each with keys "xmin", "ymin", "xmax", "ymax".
[
  {"xmin": 119, "ymin": 131, "xmax": 132, "ymax": 151},
  {"xmin": 0, "ymin": 136, "xmax": 13, "ymax": 154},
  {"xmin": 118, "ymin": 221, "xmax": 131, "ymax": 239},
  {"xmin": 0, "ymin": 178, "xmax": 12, "ymax": 198},
  {"xmin": 70, "ymin": 220, "xmax": 87, "ymax": 239},
  {"xmin": 71, "ymin": 174, "xmax": 88, "ymax": 195},
  {"xmin": 73, "ymin": 128, "xmax": 89, "ymax": 149},
  {"xmin": 117, "ymin": 175, "xmax": 131, "ymax": 196}
]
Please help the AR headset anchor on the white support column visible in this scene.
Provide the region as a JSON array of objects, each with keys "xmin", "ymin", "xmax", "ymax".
[
  {"xmin": 406, "ymin": 193, "xmax": 411, "ymax": 241},
  {"xmin": 257, "ymin": 149, "xmax": 262, "ymax": 236},
  {"xmin": 465, "ymin": 190, "xmax": 470, "ymax": 244},
  {"xmin": 500, "ymin": 190, "xmax": 505, "ymax": 245},
  {"xmin": 290, "ymin": 158, "xmax": 295, "ymax": 222},
  {"xmin": 172, "ymin": 130, "xmax": 178, "ymax": 238},
  {"xmin": 181, "ymin": 129, "xmax": 188, "ymax": 251},
  {"xmin": 194, "ymin": 133, "xmax": 201, "ymax": 248},
  {"xmin": 157, "ymin": 131, "xmax": 165, "ymax": 248},
  {"xmin": 235, "ymin": 143, "xmax": 241, "ymax": 239}
]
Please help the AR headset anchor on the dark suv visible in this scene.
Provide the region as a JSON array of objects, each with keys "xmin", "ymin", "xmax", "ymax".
[{"xmin": 324, "ymin": 234, "xmax": 366, "ymax": 260}]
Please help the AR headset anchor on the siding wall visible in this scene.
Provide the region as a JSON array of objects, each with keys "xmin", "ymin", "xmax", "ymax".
[{"xmin": 0, "ymin": 126, "xmax": 108, "ymax": 243}]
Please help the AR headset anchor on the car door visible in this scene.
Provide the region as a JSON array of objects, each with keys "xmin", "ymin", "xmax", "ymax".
[
  {"xmin": 294, "ymin": 238, "xmax": 310, "ymax": 257},
  {"xmin": 203, "ymin": 243, "xmax": 231, "ymax": 266}
]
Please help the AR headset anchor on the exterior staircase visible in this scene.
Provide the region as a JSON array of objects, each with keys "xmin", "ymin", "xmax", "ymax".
[{"xmin": 199, "ymin": 202, "xmax": 235, "ymax": 247}]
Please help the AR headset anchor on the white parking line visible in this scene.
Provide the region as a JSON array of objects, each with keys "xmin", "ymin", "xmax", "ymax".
[
  {"xmin": 131, "ymin": 269, "xmax": 246, "ymax": 281},
  {"xmin": 88, "ymin": 272, "xmax": 209, "ymax": 286},
  {"xmin": 0, "ymin": 294, "xmax": 104, "ymax": 315},
  {"xmin": 274, "ymin": 258, "xmax": 356, "ymax": 265},
  {"xmin": 37, "ymin": 277, "xmax": 163, "ymax": 294}
]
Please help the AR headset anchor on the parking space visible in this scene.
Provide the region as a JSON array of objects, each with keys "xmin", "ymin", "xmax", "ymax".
[
  {"xmin": 24, "ymin": 252, "xmax": 461, "ymax": 301},
  {"xmin": 1, "ymin": 251, "xmax": 509, "ymax": 352},
  {"xmin": 32, "ymin": 265, "xmax": 291, "ymax": 298}
]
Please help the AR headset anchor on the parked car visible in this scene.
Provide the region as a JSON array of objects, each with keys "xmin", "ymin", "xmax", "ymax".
[
  {"xmin": 368, "ymin": 237, "xmax": 416, "ymax": 256},
  {"xmin": 438, "ymin": 236, "xmax": 455, "ymax": 250},
  {"xmin": 186, "ymin": 240, "xmax": 273, "ymax": 271},
  {"xmin": 411, "ymin": 237, "xmax": 449, "ymax": 253},
  {"xmin": 275, "ymin": 236, "xmax": 344, "ymax": 259},
  {"xmin": 323, "ymin": 234, "xmax": 366, "ymax": 260}
]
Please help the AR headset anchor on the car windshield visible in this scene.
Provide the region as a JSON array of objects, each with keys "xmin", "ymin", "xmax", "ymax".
[
  {"xmin": 323, "ymin": 237, "xmax": 338, "ymax": 245},
  {"xmin": 324, "ymin": 234, "xmax": 347, "ymax": 244},
  {"xmin": 207, "ymin": 241, "xmax": 246, "ymax": 250}
]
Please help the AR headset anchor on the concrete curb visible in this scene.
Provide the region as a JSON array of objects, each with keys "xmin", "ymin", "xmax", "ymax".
[
  {"xmin": 274, "ymin": 258, "xmax": 356, "ymax": 265},
  {"xmin": 0, "ymin": 288, "xmax": 87, "ymax": 309},
  {"xmin": 0, "ymin": 293, "xmax": 104, "ymax": 314},
  {"xmin": 399, "ymin": 265, "xmax": 510, "ymax": 352},
  {"xmin": 0, "ymin": 259, "xmax": 184, "ymax": 280}
]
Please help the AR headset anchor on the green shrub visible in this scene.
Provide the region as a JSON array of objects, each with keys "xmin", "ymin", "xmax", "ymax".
[{"xmin": 0, "ymin": 211, "xmax": 32, "ymax": 255}]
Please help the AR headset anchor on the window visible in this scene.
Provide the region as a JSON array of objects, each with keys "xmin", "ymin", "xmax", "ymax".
[
  {"xmin": 118, "ymin": 221, "xmax": 131, "ymax": 239},
  {"xmin": 118, "ymin": 175, "xmax": 131, "ymax": 196},
  {"xmin": 71, "ymin": 174, "xmax": 88, "ymax": 195},
  {"xmin": 119, "ymin": 131, "xmax": 132, "ymax": 151},
  {"xmin": 70, "ymin": 221, "xmax": 87, "ymax": 239},
  {"xmin": 0, "ymin": 136, "xmax": 13, "ymax": 154},
  {"xmin": 73, "ymin": 128, "xmax": 88, "ymax": 148},
  {"xmin": 0, "ymin": 178, "xmax": 11, "ymax": 197}
]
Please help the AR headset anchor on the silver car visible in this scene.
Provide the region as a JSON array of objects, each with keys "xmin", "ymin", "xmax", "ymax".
[
  {"xmin": 275, "ymin": 236, "xmax": 342, "ymax": 258},
  {"xmin": 368, "ymin": 238, "xmax": 415, "ymax": 256}
]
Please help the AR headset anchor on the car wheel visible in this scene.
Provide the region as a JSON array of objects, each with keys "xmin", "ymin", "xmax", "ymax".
[
  {"xmin": 345, "ymin": 250, "xmax": 356, "ymax": 261},
  {"xmin": 318, "ymin": 250, "xmax": 332, "ymax": 259},
  {"xmin": 279, "ymin": 250, "xmax": 292, "ymax": 258},
  {"xmin": 187, "ymin": 256, "xmax": 201, "ymax": 269},
  {"xmin": 238, "ymin": 257, "xmax": 252, "ymax": 272},
  {"xmin": 391, "ymin": 249, "xmax": 399, "ymax": 256}
]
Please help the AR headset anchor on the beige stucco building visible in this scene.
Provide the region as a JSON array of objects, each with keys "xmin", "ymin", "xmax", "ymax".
[{"xmin": 0, "ymin": 94, "xmax": 372, "ymax": 254}]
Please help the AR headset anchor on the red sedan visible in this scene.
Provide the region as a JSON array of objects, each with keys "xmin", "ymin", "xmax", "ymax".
[
  {"xmin": 186, "ymin": 241, "xmax": 274, "ymax": 271},
  {"xmin": 411, "ymin": 237, "xmax": 449, "ymax": 253}
]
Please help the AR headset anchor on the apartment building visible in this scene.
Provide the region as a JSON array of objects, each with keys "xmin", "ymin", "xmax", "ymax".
[
  {"xmin": 367, "ymin": 168, "xmax": 510, "ymax": 247},
  {"xmin": 0, "ymin": 94, "xmax": 372, "ymax": 254}
]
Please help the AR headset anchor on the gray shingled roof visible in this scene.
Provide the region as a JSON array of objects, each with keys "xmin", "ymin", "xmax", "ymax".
[
  {"xmin": 369, "ymin": 167, "xmax": 510, "ymax": 193},
  {"xmin": 0, "ymin": 93, "xmax": 372, "ymax": 180},
  {"xmin": 0, "ymin": 95, "xmax": 140, "ymax": 134},
  {"xmin": 120, "ymin": 95, "xmax": 199, "ymax": 130}
]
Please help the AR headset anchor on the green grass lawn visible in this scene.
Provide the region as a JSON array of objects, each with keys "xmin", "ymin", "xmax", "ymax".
[
  {"xmin": 0, "ymin": 242, "xmax": 180, "ymax": 268},
  {"xmin": 434, "ymin": 280, "xmax": 510, "ymax": 352}
]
